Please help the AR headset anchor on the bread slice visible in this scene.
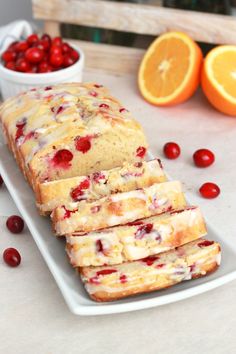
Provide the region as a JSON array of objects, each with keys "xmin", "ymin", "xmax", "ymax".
[
  {"xmin": 66, "ymin": 206, "xmax": 207, "ymax": 267},
  {"xmin": 52, "ymin": 180, "xmax": 186, "ymax": 236},
  {"xmin": 79, "ymin": 239, "xmax": 221, "ymax": 302},
  {"xmin": 37, "ymin": 158, "xmax": 166, "ymax": 215},
  {"xmin": 0, "ymin": 83, "xmax": 148, "ymax": 195}
]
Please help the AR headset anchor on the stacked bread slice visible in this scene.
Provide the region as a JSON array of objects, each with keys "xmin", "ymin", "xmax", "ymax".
[
  {"xmin": 51, "ymin": 158, "xmax": 221, "ymax": 302},
  {"xmin": 0, "ymin": 83, "xmax": 221, "ymax": 303}
]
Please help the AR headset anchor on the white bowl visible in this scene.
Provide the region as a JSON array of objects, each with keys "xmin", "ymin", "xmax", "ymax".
[{"xmin": 0, "ymin": 44, "xmax": 85, "ymax": 100}]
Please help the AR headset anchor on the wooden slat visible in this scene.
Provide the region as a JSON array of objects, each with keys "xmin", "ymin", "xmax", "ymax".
[
  {"xmin": 32, "ymin": 0, "xmax": 236, "ymax": 45},
  {"xmin": 69, "ymin": 39, "xmax": 144, "ymax": 75}
]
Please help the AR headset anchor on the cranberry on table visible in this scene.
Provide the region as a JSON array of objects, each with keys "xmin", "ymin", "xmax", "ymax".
[
  {"xmin": 163, "ymin": 142, "xmax": 181, "ymax": 159},
  {"xmin": 3, "ymin": 248, "xmax": 21, "ymax": 267},
  {"xmin": 199, "ymin": 182, "xmax": 220, "ymax": 199},
  {"xmin": 193, "ymin": 149, "xmax": 215, "ymax": 168},
  {"xmin": 6, "ymin": 215, "xmax": 24, "ymax": 234}
]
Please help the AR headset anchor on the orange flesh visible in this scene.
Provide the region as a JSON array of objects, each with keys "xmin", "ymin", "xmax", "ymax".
[
  {"xmin": 212, "ymin": 52, "xmax": 236, "ymax": 99},
  {"xmin": 142, "ymin": 38, "xmax": 190, "ymax": 98}
]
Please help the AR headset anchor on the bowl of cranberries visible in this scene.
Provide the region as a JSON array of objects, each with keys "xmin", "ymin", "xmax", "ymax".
[{"xmin": 0, "ymin": 33, "xmax": 84, "ymax": 99}]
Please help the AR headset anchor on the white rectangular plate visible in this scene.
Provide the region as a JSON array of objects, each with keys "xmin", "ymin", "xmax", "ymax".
[{"xmin": 0, "ymin": 145, "xmax": 236, "ymax": 316}]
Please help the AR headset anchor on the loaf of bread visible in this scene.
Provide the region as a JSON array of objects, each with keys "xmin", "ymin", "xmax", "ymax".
[
  {"xmin": 66, "ymin": 206, "xmax": 206, "ymax": 267},
  {"xmin": 0, "ymin": 83, "xmax": 148, "ymax": 195},
  {"xmin": 79, "ymin": 239, "xmax": 221, "ymax": 302},
  {"xmin": 38, "ymin": 158, "xmax": 166, "ymax": 215},
  {"xmin": 52, "ymin": 180, "xmax": 186, "ymax": 235}
]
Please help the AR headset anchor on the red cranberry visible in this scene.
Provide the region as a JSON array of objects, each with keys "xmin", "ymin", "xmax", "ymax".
[
  {"xmin": 99, "ymin": 103, "xmax": 109, "ymax": 109},
  {"xmin": 198, "ymin": 240, "xmax": 214, "ymax": 248},
  {"xmin": 199, "ymin": 182, "xmax": 220, "ymax": 199},
  {"xmin": 5, "ymin": 61, "xmax": 16, "ymax": 71},
  {"xmin": 50, "ymin": 53, "xmax": 63, "ymax": 68},
  {"xmin": 0, "ymin": 175, "xmax": 3, "ymax": 187},
  {"xmin": 50, "ymin": 45, "xmax": 62, "ymax": 56},
  {"xmin": 62, "ymin": 42, "xmax": 71, "ymax": 53},
  {"xmin": 52, "ymin": 149, "xmax": 73, "ymax": 165},
  {"xmin": 163, "ymin": 142, "xmax": 181, "ymax": 159},
  {"xmin": 27, "ymin": 33, "xmax": 39, "ymax": 45},
  {"xmin": 92, "ymin": 172, "xmax": 106, "ymax": 183},
  {"xmin": 6, "ymin": 215, "xmax": 24, "ymax": 234},
  {"xmin": 15, "ymin": 41, "xmax": 29, "ymax": 52},
  {"xmin": 70, "ymin": 49, "xmax": 79, "ymax": 61},
  {"xmin": 41, "ymin": 34, "xmax": 51, "ymax": 44},
  {"xmin": 89, "ymin": 91, "xmax": 98, "ymax": 97},
  {"xmin": 136, "ymin": 146, "xmax": 146, "ymax": 158},
  {"xmin": 52, "ymin": 36, "xmax": 63, "ymax": 46},
  {"xmin": 2, "ymin": 50, "xmax": 16, "ymax": 62},
  {"xmin": 70, "ymin": 178, "xmax": 90, "ymax": 201},
  {"xmin": 96, "ymin": 269, "xmax": 117, "ymax": 276},
  {"xmin": 135, "ymin": 223, "xmax": 153, "ymax": 239},
  {"xmin": 141, "ymin": 256, "xmax": 158, "ymax": 266},
  {"xmin": 15, "ymin": 120, "xmax": 26, "ymax": 142},
  {"xmin": 96, "ymin": 239, "xmax": 104, "ymax": 253},
  {"xmin": 119, "ymin": 108, "xmax": 127, "ymax": 113},
  {"xmin": 63, "ymin": 54, "xmax": 74, "ymax": 67},
  {"xmin": 120, "ymin": 274, "xmax": 127, "ymax": 283},
  {"xmin": 75, "ymin": 136, "xmax": 92, "ymax": 153},
  {"xmin": 25, "ymin": 47, "xmax": 44, "ymax": 63},
  {"xmin": 3, "ymin": 248, "xmax": 21, "ymax": 267},
  {"xmin": 193, "ymin": 149, "xmax": 215, "ymax": 168},
  {"xmin": 38, "ymin": 39, "xmax": 50, "ymax": 51},
  {"xmin": 38, "ymin": 61, "xmax": 52, "ymax": 73},
  {"xmin": 15, "ymin": 58, "xmax": 31, "ymax": 72}
]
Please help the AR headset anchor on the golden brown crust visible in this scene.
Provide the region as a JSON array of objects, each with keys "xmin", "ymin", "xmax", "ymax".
[{"xmin": 84, "ymin": 261, "xmax": 219, "ymax": 302}]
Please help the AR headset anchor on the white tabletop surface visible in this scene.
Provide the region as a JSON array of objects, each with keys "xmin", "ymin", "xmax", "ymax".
[{"xmin": 1, "ymin": 71, "xmax": 236, "ymax": 354}]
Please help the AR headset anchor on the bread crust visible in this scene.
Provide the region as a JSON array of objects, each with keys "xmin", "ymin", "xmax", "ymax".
[{"xmin": 79, "ymin": 239, "xmax": 221, "ymax": 302}]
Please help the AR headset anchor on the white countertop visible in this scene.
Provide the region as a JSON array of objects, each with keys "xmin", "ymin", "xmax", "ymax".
[{"xmin": 1, "ymin": 71, "xmax": 236, "ymax": 354}]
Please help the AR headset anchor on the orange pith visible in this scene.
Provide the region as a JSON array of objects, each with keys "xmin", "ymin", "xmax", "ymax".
[
  {"xmin": 201, "ymin": 45, "xmax": 236, "ymax": 116},
  {"xmin": 138, "ymin": 32, "xmax": 203, "ymax": 106}
]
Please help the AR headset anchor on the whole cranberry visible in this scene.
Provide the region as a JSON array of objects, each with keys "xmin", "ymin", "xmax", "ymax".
[
  {"xmin": 15, "ymin": 41, "xmax": 29, "ymax": 52},
  {"xmin": 27, "ymin": 33, "xmax": 39, "ymax": 45},
  {"xmin": 2, "ymin": 50, "xmax": 16, "ymax": 62},
  {"xmin": 38, "ymin": 39, "xmax": 50, "ymax": 51},
  {"xmin": 70, "ymin": 49, "xmax": 79, "ymax": 61},
  {"xmin": 50, "ymin": 53, "xmax": 63, "ymax": 68},
  {"xmin": 5, "ymin": 61, "xmax": 16, "ymax": 71},
  {"xmin": 63, "ymin": 54, "xmax": 74, "ymax": 67},
  {"xmin": 6, "ymin": 215, "xmax": 24, "ymax": 233},
  {"xmin": 199, "ymin": 182, "xmax": 220, "ymax": 199},
  {"xmin": 41, "ymin": 34, "xmax": 51, "ymax": 43},
  {"xmin": 163, "ymin": 142, "xmax": 181, "ymax": 159},
  {"xmin": 193, "ymin": 149, "xmax": 215, "ymax": 168},
  {"xmin": 25, "ymin": 47, "xmax": 44, "ymax": 64},
  {"xmin": 38, "ymin": 61, "xmax": 52, "ymax": 73},
  {"xmin": 62, "ymin": 42, "xmax": 71, "ymax": 54},
  {"xmin": 3, "ymin": 248, "xmax": 21, "ymax": 267},
  {"xmin": 52, "ymin": 36, "xmax": 62, "ymax": 47},
  {"xmin": 50, "ymin": 45, "xmax": 62, "ymax": 56},
  {"xmin": 15, "ymin": 58, "xmax": 31, "ymax": 72}
]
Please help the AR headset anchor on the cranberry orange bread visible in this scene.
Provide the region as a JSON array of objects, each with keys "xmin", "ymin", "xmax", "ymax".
[
  {"xmin": 66, "ymin": 206, "xmax": 206, "ymax": 267},
  {"xmin": 52, "ymin": 180, "xmax": 186, "ymax": 235},
  {"xmin": 38, "ymin": 159, "xmax": 166, "ymax": 215},
  {"xmin": 0, "ymin": 83, "xmax": 148, "ymax": 193},
  {"xmin": 79, "ymin": 239, "xmax": 221, "ymax": 302}
]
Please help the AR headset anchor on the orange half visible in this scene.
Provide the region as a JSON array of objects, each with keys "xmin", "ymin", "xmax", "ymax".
[
  {"xmin": 138, "ymin": 32, "xmax": 203, "ymax": 106},
  {"xmin": 201, "ymin": 45, "xmax": 236, "ymax": 116}
]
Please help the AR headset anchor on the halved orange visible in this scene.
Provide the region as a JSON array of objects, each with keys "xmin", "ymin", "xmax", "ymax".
[
  {"xmin": 202, "ymin": 45, "xmax": 236, "ymax": 116},
  {"xmin": 138, "ymin": 32, "xmax": 203, "ymax": 106}
]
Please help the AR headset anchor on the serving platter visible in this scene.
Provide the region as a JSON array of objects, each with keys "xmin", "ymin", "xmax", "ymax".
[{"xmin": 1, "ymin": 141, "xmax": 236, "ymax": 316}]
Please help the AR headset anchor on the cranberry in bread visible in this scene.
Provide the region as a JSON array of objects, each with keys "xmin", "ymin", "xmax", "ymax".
[
  {"xmin": 79, "ymin": 239, "xmax": 221, "ymax": 302},
  {"xmin": 0, "ymin": 83, "xmax": 148, "ymax": 194},
  {"xmin": 66, "ymin": 206, "xmax": 207, "ymax": 267},
  {"xmin": 38, "ymin": 158, "xmax": 166, "ymax": 215},
  {"xmin": 52, "ymin": 180, "xmax": 186, "ymax": 236}
]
